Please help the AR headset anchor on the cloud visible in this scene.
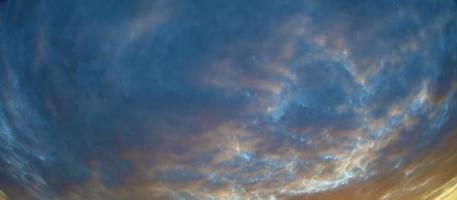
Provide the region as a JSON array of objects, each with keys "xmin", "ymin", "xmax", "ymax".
[{"xmin": 1, "ymin": 0, "xmax": 457, "ymax": 199}]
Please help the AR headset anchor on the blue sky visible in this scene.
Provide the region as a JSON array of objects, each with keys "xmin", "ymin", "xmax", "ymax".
[{"xmin": 1, "ymin": 0, "xmax": 457, "ymax": 199}]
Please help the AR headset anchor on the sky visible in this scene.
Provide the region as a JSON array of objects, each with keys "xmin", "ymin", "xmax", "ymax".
[{"xmin": 0, "ymin": 0, "xmax": 457, "ymax": 199}]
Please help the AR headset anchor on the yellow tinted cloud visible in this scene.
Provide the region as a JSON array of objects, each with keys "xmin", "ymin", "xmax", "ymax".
[
  {"xmin": 432, "ymin": 178, "xmax": 457, "ymax": 200},
  {"xmin": 0, "ymin": 190, "xmax": 7, "ymax": 200}
]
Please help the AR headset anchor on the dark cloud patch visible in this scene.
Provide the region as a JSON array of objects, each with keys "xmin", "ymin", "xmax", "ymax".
[
  {"xmin": 294, "ymin": 61, "xmax": 356, "ymax": 108},
  {"xmin": 279, "ymin": 103, "xmax": 356, "ymax": 132},
  {"xmin": 154, "ymin": 168, "xmax": 202, "ymax": 184}
]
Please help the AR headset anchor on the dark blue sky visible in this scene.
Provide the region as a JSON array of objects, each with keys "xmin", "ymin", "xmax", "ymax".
[{"xmin": 1, "ymin": 1, "xmax": 457, "ymax": 199}]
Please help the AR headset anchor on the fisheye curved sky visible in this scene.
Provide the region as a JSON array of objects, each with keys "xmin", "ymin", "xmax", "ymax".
[{"xmin": 1, "ymin": 1, "xmax": 457, "ymax": 200}]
